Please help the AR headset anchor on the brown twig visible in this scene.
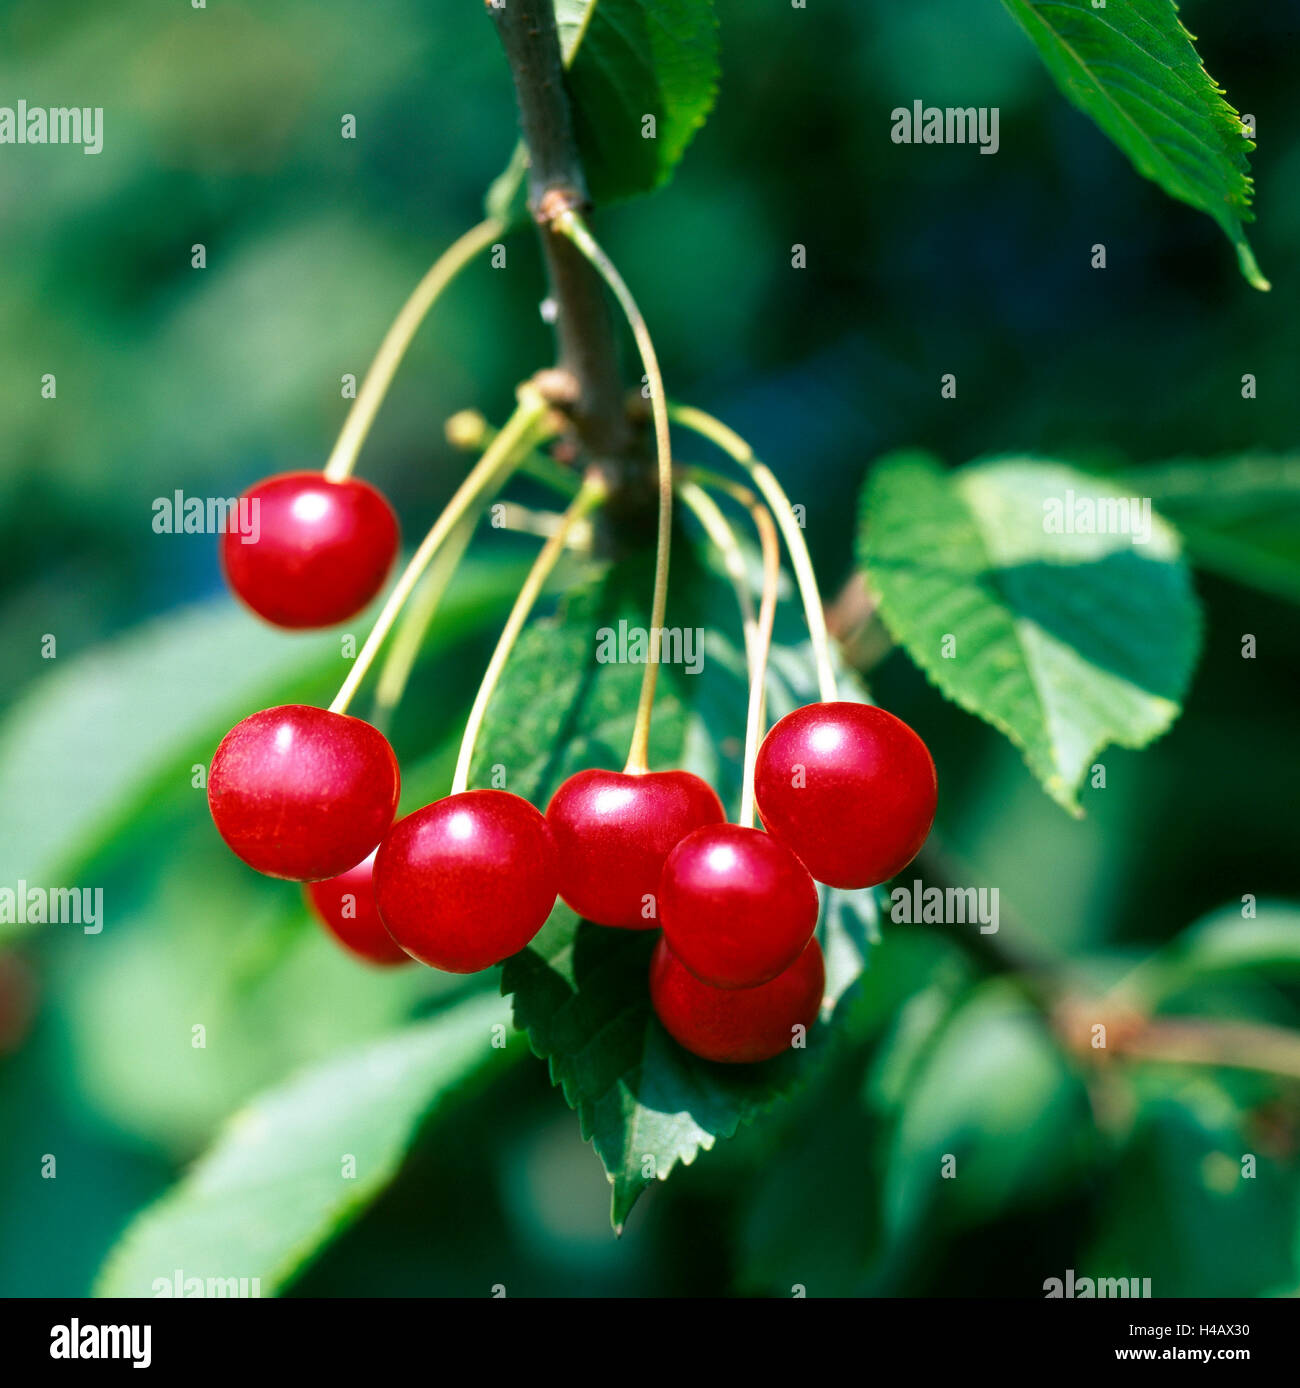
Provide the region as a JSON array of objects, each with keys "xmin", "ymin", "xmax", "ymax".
[
  {"xmin": 489, "ymin": 0, "xmax": 633, "ymax": 463},
  {"xmin": 1106, "ymin": 1017, "xmax": 1300, "ymax": 1081},
  {"xmin": 916, "ymin": 840, "xmax": 1300, "ymax": 1086}
]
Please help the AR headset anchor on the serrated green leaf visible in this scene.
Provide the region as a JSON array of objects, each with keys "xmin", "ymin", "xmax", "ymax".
[
  {"xmin": 1122, "ymin": 457, "xmax": 1300, "ymax": 605},
  {"xmin": 504, "ymin": 902, "xmax": 820, "ymax": 1231},
  {"xmin": 487, "ymin": 0, "xmax": 720, "ymax": 223},
  {"xmin": 94, "ymin": 993, "xmax": 517, "ymax": 1297},
  {"xmin": 1000, "ymin": 0, "xmax": 1266, "ymax": 289},
  {"xmin": 469, "ymin": 556, "xmax": 689, "ymax": 798},
  {"xmin": 474, "ymin": 548, "xmax": 866, "ymax": 1226},
  {"xmin": 858, "ymin": 453, "xmax": 1201, "ymax": 814}
]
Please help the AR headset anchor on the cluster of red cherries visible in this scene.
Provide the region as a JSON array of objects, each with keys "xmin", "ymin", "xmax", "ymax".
[{"xmin": 210, "ymin": 471, "xmax": 938, "ymax": 1064}]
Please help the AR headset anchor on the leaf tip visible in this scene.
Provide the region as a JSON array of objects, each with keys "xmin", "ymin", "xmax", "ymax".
[{"xmin": 1235, "ymin": 238, "xmax": 1270, "ymax": 292}]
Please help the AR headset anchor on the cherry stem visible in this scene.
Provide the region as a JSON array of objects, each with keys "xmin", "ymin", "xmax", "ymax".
[
  {"xmin": 675, "ymin": 476, "xmax": 758, "ymax": 662},
  {"xmin": 492, "ymin": 501, "xmax": 594, "ymax": 542},
  {"xmin": 330, "ymin": 386, "xmax": 552, "ymax": 715},
  {"xmin": 322, "ymin": 219, "xmax": 504, "ymax": 483},
  {"xmin": 553, "ymin": 209, "xmax": 673, "ymax": 777},
  {"xmin": 684, "ymin": 469, "xmax": 780, "ymax": 829},
  {"xmin": 371, "ymin": 509, "xmax": 478, "ymax": 730},
  {"xmin": 446, "ymin": 410, "xmax": 581, "ymax": 497},
  {"xmin": 669, "ymin": 403, "xmax": 838, "ymax": 704},
  {"xmin": 451, "ymin": 473, "xmax": 609, "ymax": 795}
]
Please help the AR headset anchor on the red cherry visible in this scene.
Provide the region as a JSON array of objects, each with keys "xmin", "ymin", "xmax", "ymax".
[
  {"xmin": 208, "ymin": 704, "xmax": 400, "ymax": 882},
  {"xmin": 650, "ymin": 936, "xmax": 824, "ymax": 1064},
  {"xmin": 304, "ymin": 851, "xmax": 409, "ymax": 967},
  {"xmin": 374, "ymin": 790, "xmax": 558, "ymax": 973},
  {"xmin": 220, "ymin": 470, "xmax": 399, "ymax": 629},
  {"xmin": 754, "ymin": 701, "xmax": 937, "ymax": 889},
  {"xmin": 546, "ymin": 768, "xmax": 725, "ymax": 929},
  {"xmin": 659, "ymin": 823, "xmax": 820, "ymax": 989}
]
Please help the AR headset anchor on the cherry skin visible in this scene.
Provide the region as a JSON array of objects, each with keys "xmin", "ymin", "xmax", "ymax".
[
  {"xmin": 546, "ymin": 768, "xmax": 725, "ymax": 929},
  {"xmin": 650, "ymin": 936, "xmax": 824, "ymax": 1064},
  {"xmin": 220, "ymin": 470, "xmax": 399, "ymax": 629},
  {"xmin": 208, "ymin": 704, "xmax": 400, "ymax": 882},
  {"xmin": 659, "ymin": 823, "xmax": 820, "ymax": 990},
  {"xmin": 754, "ymin": 701, "xmax": 937, "ymax": 890},
  {"xmin": 304, "ymin": 851, "xmax": 409, "ymax": 967},
  {"xmin": 374, "ymin": 790, "xmax": 559, "ymax": 973}
]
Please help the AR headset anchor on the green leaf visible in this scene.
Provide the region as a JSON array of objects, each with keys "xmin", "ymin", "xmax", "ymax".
[
  {"xmin": 475, "ymin": 550, "xmax": 867, "ymax": 1226},
  {"xmin": 487, "ymin": 0, "xmax": 720, "ymax": 222},
  {"xmin": 504, "ymin": 903, "xmax": 821, "ymax": 1232},
  {"xmin": 0, "ymin": 602, "xmax": 334, "ymax": 900},
  {"xmin": 52, "ymin": 830, "xmax": 439, "ymax": 1150},
  {"xmin": 1122, "ymin": 457, "xmax": 1300, "ymax": 605},
  {"xmin": 819, "ymin": 885, "xmax": 882, "ymax": 1021},
  {"xmin": 1000, "ymin": 0, "xmax": 1267, "ymax": 289},
  {"xmin": 1139, "ymin": 900, "xmax": 1300, "ymax": 1006},
  {"xmin": 882, "ymin": 981, "xmax": 1093, "ymax": 1238},
  {"xmin": 1083, "ymin": 1095, "xmax": 1298, "ymax": 1296},
  {"xmin": 0, "ymin": 563, "xmax": 519, "ymax": 944},
  {"xmin": 94, "ymin": 993, "xmax": 517, "ymax": 1297},
  {"xmin": 737, "ymin": 1049, "xmax": 884, "ymax": 1295},
  {"xmin": 858, "ymin": 452, "xmax": 1201, "ymax": 814},
  {"xmin": 1171, "ymin": 901, "xmax": 1300, "ymax": 975}
]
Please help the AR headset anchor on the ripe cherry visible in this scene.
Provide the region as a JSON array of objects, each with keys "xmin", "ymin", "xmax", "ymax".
[
  {"xmin": 754, "ymin": 701, "xmax": 937, "ymax": 889},
  {"xmin": 304, "ymin": 851, "xmax": 409, "ymax": 967},
  {"xmin": 221, "ymin": 470, "xmax": 399, "ymax": 629},
  {"xmin": 659, "ymin": 823, "xmax": 820, "ymax": 989},
  {"xmin": 208, "ymin": 704, "xmax": 400, "ymax": 882},
  {"xmin": 374, "ymin": 790, "xmax": 559, "ymax": 973},
  {"xmin": 546, "ymin": 768, "xmax": 725, "ymax": 929},
  {"xmin": 650, "ymin": 936, "xmax": 824, "ymax": 1064}
]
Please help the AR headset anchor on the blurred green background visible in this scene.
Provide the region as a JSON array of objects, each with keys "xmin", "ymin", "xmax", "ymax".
[{"xmin": 1, "ymin": 0, "xmax": 1298, "ymax": 1296}]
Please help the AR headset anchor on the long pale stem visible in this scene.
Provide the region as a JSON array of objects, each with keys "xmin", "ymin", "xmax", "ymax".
[
  {"xmin": 553, "ymin": 210, "xmax": 673, "ymax": 775},
  {"xmin": 323, "ymin": 219, "xmax": 504, "ymax": 482},
  {"xmin": 371, "ymin": 510, "xmax": 478, "ymax": 728},
  {"xmin": 330, "ymin": 387, "xmax": 551, "ymax": 715},
  {"xmin": 670, "ymin": 403, "xmax": 837, "ymax": 704},
  {"xmin": 451, "ymin": 475, "xmax": 608, "ymax": 794},
  {"xmin": 446, "ymin": 410, "xmax": 581, "ymax": 498},
  {"xmin": 675, "ymin": 477, "xmax": 757, "ymax": 661},
  {"xmin": 686, "ymin": 471, "xmax": 780, "ymax": 828}
]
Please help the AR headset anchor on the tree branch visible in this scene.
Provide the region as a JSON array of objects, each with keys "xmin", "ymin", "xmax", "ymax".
[
  {"xmin": 489, "ymin": 0, "xmax": 633, "ymax": 463},
  {"xmin": 1108, "ymin": 1017, "xmax": 1300, "ymax": 1082}
]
